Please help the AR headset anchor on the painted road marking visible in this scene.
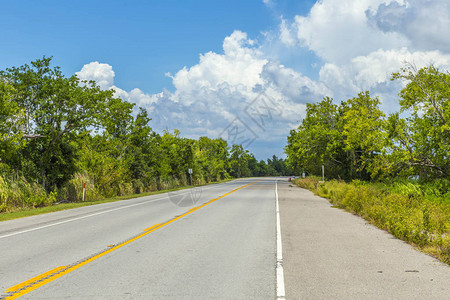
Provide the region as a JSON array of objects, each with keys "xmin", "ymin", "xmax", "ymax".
[
  {"xmin": 0, "ymin": 197, "xmax": 168, "ymax": 240},
  {"xmin": 5, "ymin": 266, "xmax": 67, "ymax": 294},
  {"xmin": 143, "ymin": 223, "xmax": 162, "ymax": 232},
  {"xmin": 276, "ymin": 180, "xmax": 286, "ymax": 299},
  {"xmin": 2, "ymin": 179, "xmax": 262, "ymax": 300},
  {"xmin": 0, "ymin": 182, "xmax": 233, "ymax": 240}
]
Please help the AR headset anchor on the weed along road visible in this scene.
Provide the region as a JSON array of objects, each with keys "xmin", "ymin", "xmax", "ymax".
[{"xmin": 1, "ymin": 178, "xmax": 450, "ymax": 299}]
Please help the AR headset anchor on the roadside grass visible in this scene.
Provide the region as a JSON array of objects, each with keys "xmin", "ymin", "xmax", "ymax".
[
  {"xmin": 0, "ymin": 178, "xmax": 235, "ymax": 222},
  {"xmin": 293, "ymin": 177, "xmax": 450, "ymax": 266}
]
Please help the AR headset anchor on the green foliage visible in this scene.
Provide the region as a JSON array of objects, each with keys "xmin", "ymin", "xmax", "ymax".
[
  {"xmin": 0, "ymin": 57, "xmax": 127, "ymax": 190},
  {"xmin": 341, "ymin": 91, "xmax": 386, "ymax": 179},
  {"xmin": 387, "ymin": 65, "xmax": 450, "ymax": 178},
  {"xmin": 285, "ymin": 93, "xmax": 385, "ymax": 180},
  {"xmin": 287, "ymin": 64, "xmax": 450, "ymax": 264},
  {"xmin": 0, "ymin": 80, "xmax": 25, "ymax": 162},
  {"xmin": 286, "ymin": 65, "xmax": 450, "ymax": 182},
  {"xmin": 285, "ymin": 97, "xmax": 345, "ymax": 178},
  {"xmin": 229, "ymin": 144, "xmax": 250, "ymax": 178}
]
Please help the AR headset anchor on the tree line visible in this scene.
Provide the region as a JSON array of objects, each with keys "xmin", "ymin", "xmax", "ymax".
[
  {"xmin": 0, "ymin": 57, "xmax": 290, "ymax": 210},
  {"xmin": 285, "ymin": 65, "xmax": 450, "ymax": 182}
]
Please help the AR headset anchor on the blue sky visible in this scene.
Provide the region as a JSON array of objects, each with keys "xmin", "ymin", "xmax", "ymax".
[
  {"xmin": 0, "ymin": 0, "xmax": 316, "ymax": 93},
  {"xmin": 1, "ymin": 0, "xmax": 449, "ymax": 160}
]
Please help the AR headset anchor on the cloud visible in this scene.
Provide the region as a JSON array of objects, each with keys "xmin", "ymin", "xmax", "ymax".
[
  {"xmin": 284, "ymin": 0, "xmax": 450, "ymax": 62},
  {"xmin": 262, "ymin": 61, "xmax": 331, "ymax": 102},
  {"xmin": 169, "ymin": 31, "xmax": 266, "ymax": 106},
  {"xmin": 320, "ymin": 48, "xmax": 450, "ymax": 92},
  {"xmin": 366, "ymin": 0, "xmax": 450, "ymax": 52},
  {"xmin": 271, "ymin": 0, "xmax": 450, "ymax": 113},
  {"xmin": 262, "ymin": 0, "xmax": 274, "ymax": 7},
  {"xmin": 291, "ymin": 0, "xmax": 409, "ymax": 64},
  {"xmin": 149, "ymin": 30, "xmax": 328, "ymax": 146},
  {"xmin": 76, "ymin": 62, "xmax": 115, "ymax": 90},
  {"xmin": 76, "ymin": 61, "xmax": 158, "ymax": 109},
  {"xmin": 279, "ymin": 18, "xmax": 295, "ymax": 47},
  {"xmin": 318, "ymin": 48, "xmax": 450, "ymax": 112}
]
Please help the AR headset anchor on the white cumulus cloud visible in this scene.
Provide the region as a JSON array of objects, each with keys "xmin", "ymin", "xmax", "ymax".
[
  {"xmin": 76, "ymin": 61, "xmax": 115, "ymax": 90},
  {"xmin": 149, "ymin": 30, "xmax": 329, "ymax": 146},
  {"xmin": 366, "ymin": 0, "xmax": 450, "ymax": 53},
  {"xmin": 292, "ymin": 0, "xmax": 409, "ymax": 64},
  {"xmin": 271, "ymin": 0, "xmax": 450, "ymax": 112},
  {"xmin": 76, "ymin": 61, "xmax": 158, "ymax": 109},
  {"xmin": 319, "ymin": 48, "xmax": 450, "ymax": 112}
]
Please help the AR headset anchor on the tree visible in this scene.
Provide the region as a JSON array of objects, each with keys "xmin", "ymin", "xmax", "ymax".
[
  {"xmin": 286, "ymin": 92, "xmax": 387, "ymax": 180},
  {"xmin": 229, "ymin": 144, "xmax": 250, "ymax": 178},
  {"xmin": 0, "ymin": 80, "xmax": 25, "ymax": 166},
  {"xmin": 285, "ymin": 97, "xmax": 347, "ymax": 179},
  {"xmin": 389, "ymin": 65, "xmax": 450, "ymax": 179},
  {"xmin": 341, "ymin": 91, "xmax": 386, "ymax": 179},
  {"xmin": 0, "ymin": 57, "xmax": 123, "ymax": 189},
  {"xmin": 195, "ymin": 137, "xmax": 229, "ymax": 182},
  {"xmin": 125, "ymin": 107, "xmax": 155, "ymax": 191}
]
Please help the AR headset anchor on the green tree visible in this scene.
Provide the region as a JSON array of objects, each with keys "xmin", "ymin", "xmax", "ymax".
[
  {"xmin": 124, "ymin": 107, "xmax": 155, "ymax": 192},
  {"xmin": 0, "ymin": 80, "xmax": 25, "ymax": 167},
  {"xmin": 389, "ymin": 65, "xmax": 450, "ymax": 179},
  {"xmin": 285, "ymin": 97, "xmax": 347, "ymax": 179},
  {"xmin": 229, "ymin": 144, "xmax": 250, "ymax": 178},
  {"xmin": 195, "ymin": 137, "xmax": 229, "ymax": 182},
  {"xmin": 341, "ymin": 91, "xmax": 386, "ymax": 179},
  {"xmin": 0, "ymin": 57, "xmax": 121, "ymax": 189}
]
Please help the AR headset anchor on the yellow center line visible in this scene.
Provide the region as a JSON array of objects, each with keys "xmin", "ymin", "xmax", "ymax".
[
  {"xmin": 5, "ymin": 266, "xmax": 67, "ymax": 293},
  {"xmin": 143, "ymin": 223, "xmax": 162, "ymax": 232},
  {"xmin": 3, "ymin": 179, "xmax": 262, "ymax": 299}
]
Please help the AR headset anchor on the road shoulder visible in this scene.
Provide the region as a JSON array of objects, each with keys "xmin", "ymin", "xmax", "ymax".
[{"xmin": 278, "ymin": 179, "xmax": 450, "ymax": 299}]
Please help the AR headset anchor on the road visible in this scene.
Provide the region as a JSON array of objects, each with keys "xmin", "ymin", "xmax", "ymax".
[
  {"xmin": 0, "ymin": 178, "xmax": 449, "ymax": 299},
  {"xmin": 0, "ymin": 179, "xmax": 276, "ymax": 299}
]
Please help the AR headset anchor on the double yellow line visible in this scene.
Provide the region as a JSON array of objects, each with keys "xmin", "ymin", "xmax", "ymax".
[{"xmin": 3, "ymin": 179, "xmax": 261, "ymax": 299}]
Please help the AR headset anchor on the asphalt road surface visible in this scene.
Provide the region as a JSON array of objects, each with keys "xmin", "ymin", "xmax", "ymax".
[{"xmin": 1, "ymin": 178, "xmax": 449, "ymax": 299}]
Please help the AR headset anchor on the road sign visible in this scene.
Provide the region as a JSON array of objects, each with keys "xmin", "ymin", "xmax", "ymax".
[{"xmin": 188, "ymin": 168, "xmax": 193, "ymax": 174}]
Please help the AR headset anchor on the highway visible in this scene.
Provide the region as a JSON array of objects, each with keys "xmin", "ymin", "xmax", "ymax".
[
  {"xmin": 0, "ymin": 179, "xmax": 276, "ymax": 299},
  {"xmin": 1, "ymin": 178, "xmax": 449, "ymax": 299}
]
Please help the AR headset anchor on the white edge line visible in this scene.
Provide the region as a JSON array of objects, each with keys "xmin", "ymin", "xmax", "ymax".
[
  {"xmin": 0, "ymin": 181, "xmax": 234, "ymax": 240},
  {"xmin": 0, "ymin": 196, "xmax": 168, "ymax": 239},
  {"xmin": 276, "ymin": 180, "xmax": 286, "ymax": 299}
]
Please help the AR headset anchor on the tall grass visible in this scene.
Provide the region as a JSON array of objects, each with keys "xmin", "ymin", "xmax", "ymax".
[
  {"xmin": 0, "ymin": 170, "xmax": 215, "ymax": 214},
  {"xmin": 0, "ymin": 174, "xmax": 56, "ymax": 212},
  {"xmin": 293, "ymin": 177, "xmax": 450, "ymax": 265}
]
